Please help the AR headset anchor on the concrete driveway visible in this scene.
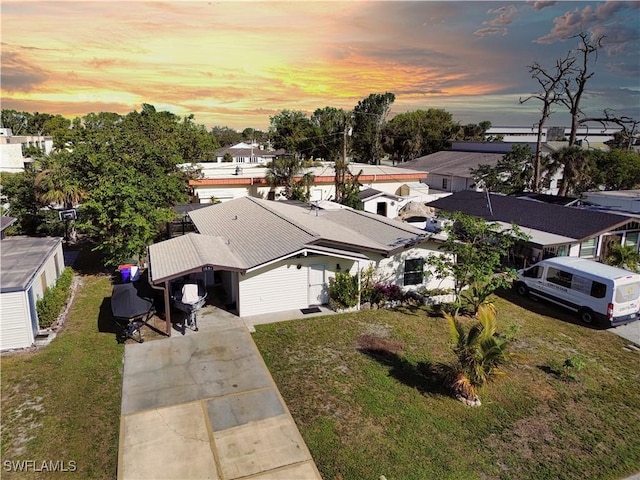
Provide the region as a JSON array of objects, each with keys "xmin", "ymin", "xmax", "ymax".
[
  {"xmin": 118, "ymin": 323, "xmax": 321, "ymax": 479},
  {"xmin": 611, "ymin": 320, "xmax": 640, "ymax": 346}
]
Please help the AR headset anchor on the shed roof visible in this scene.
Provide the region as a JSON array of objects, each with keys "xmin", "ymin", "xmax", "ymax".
[
  {"xmin": 1, "ymin": 236, "xmax": 62, "ymax": 293},
  {"xmin": 399, "ymin": 151, "xmax": 503, "ymax": 178},
  {"xmin": 427, "ymin": 190, "xmax": 635, "ymax": 241}
]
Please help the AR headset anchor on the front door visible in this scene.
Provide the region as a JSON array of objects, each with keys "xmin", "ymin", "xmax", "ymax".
[{"xmin": 308, "ymin": 264, "xmax": 328, "ymax": 305}]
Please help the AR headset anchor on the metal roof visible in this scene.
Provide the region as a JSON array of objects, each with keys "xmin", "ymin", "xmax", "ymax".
[
  {"xmin": 399, "ymin": 151, "xmax": 503, "ymax": 178},
  {"xmin": 147, "ymin": 233, "xmax": 244, "ymax": 284},
  {"xmin": 1, "ymin": 236, "xmax": 62, "ymax": 292}
]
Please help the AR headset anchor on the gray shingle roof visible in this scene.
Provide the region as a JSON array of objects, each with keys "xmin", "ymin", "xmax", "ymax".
[
  {"xmin": 398, "ymin": 151, "xmax": 503, "ymax": 177},
  {"xmin": 1, "ymin": 236, "xmax": 62, "ymax": 292},
  {"xmin": 427, "ymin": 190, "xmax": 635, "ymax": 241}
]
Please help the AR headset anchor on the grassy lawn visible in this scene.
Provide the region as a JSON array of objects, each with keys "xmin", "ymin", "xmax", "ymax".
[
  {"xmin": 1, "ymin": 274, "xmax": 123, "ymax": 479},
  {"xmin": 254, "ymin": 291, "xmax": 640, "ymax": 480}
]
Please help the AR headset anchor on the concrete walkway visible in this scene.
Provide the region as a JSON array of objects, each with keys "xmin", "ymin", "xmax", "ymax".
[{"xmin": 118, "ymin": 306, "xmax": 325, "ymax": 479}]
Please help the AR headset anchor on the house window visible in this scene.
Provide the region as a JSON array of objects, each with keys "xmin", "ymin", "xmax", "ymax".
[
  {"xmin": 442, "ymin": 178, "xmax": 449, "ymax": 190},
  {"xmin": 625, "ymin": 232, "xmax": 639, "ymax": 248},
  {"xmin": 404, "ymin": 258, "xmax": 424, "ymax": 286},
  {"xmin": 580, "ymin": 238, "xmax": 597, "ymax": 258}
]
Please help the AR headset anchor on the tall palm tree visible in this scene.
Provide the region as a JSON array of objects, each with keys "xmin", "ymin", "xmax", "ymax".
[
  {"xmin": 441, "ymin": 304, "xmax": 509, "ymax": 406},
  {"xmin": 265, "ymin": 156, "xmax": 314, "ymax": 201},
  {"xmin": 550, "ymin": 146, "xmax": 593, "ymax": 196},
  {"xmin": 34, "ymin": 153, "xmax": 85, "ymax": 241}
]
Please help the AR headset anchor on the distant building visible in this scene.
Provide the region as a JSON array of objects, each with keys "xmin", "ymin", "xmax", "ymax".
[
  {"xmin": 485, "ymin": 126, "xmax": 621, "ymax": 148},
  {"xmin": 0, "ymin": 128, "xmax": 54, "ymax": 173},
  {"xmin": 582, "ymin": 190, "xmax": 640, "ymax": 214},
  {"xmin": 212, "ymin": 142, "xmax": 282, "ymax": 164},
  {"xmin": 188, "ymin": 162, "xmax": 428, "ymax": 204},
  {"xmin": 398, "ymin": 141, "xmax": 562, "ymax": 195}
]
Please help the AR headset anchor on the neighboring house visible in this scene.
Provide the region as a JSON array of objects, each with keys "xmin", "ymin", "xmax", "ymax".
[
  {"xmin": 582, "ymin": 190, "xmax": 640, "ymax": 214},
  {"xmin": 188, "ymin": 162, "xmax": 428, "ymax": 203},
  {"xmin": 427, "ymin": 190, "xmax": 640, "ymax": 265},
  {"xmin": 147, "ymin": 197, "xmax": 452, "ymax": 323},
  {"xmin": 0, "ymin": 235, "xmax": 65, "ymax": 351},
  {"xmin": 399, "ymin": 141, "xmax": 561, "ymax": 195},
  {"xmin": 212, "ymin": 142, "xmax": 282, "ymax": 164},
  {"xmin": 0, "ymin": 128, "xmax": 54, "ymax": 173}
]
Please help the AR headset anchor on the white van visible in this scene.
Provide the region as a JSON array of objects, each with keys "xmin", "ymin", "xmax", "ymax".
[{"xmin": 514, "ymin": 257, "xmax": 640, "ymax": 326}]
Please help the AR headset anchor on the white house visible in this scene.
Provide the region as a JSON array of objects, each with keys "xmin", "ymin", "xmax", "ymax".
[
  {"xmin": 0, "ymin": 236, "xmax": 65, "ymax": 351},
  {"xmin": 188, "ymin": 162, "xmax": 428, "ymax": 204},
  {"xmin": 147, "ymin": 197, "xmax": 453, "ymax": 327},
  {"xmin": 0, "ymin": 128, "xmax": 54, "ymax": 173},
  {"xmin": 212, "ymin": 142, "xmax": 281, "ymax": 164}
]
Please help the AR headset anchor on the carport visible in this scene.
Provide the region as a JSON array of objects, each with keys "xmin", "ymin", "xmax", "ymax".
[{"xmin": 147, "ymin": 233, "xmax": 245, "ymax": 336}]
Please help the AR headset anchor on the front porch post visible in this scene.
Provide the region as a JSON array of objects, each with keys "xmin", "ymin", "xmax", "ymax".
[{"xmin": 164, "ymin": 281, "xmax": 171, "ymax": 336}]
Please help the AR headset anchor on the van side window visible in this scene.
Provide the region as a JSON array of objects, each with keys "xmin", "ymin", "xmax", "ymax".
[
  {"xmin": 590, "ymin": 281, "xmax": 607, "ymax": 299},
  {"xmin": 523, "ymin": 266, "xmax": 542, "ymax": 278},
  {"xmin": 546, "ymin": 267, "xmax": 572, "ymax": 288}
]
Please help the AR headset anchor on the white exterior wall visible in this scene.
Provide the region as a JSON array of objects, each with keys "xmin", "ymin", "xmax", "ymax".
[
  {"xmin": 0, "ymin": 291, "xmax": 33, "ymax": 350},
  {"xmin": 362, "ymin": 197, "xmax": 407, "ymax": 218},
  {"xmin": 426, "ymin": 173, "xmax": 477, "ymax": 193},
  {"xmin": 238, "ymin": 255, "xmax": 356, "ymax": 317},
  {"xmin": 0, "ymin": 144, "xmax": 27, "ymax": 172},
  {"xmin": 31, "ymin": 244, "xmax": 64, "ymax": 301},
  {"xmin": 368, "ymin": 243, "xmax": 455, "ymax": 291}
]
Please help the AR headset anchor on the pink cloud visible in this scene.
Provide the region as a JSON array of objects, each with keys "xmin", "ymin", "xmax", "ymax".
[
  {"xmin": 536, "ymin": 1, "xmax": 633, "ymax": 47},
  {"xmin": 528, "ymin": 1, "xmax": 557, "ymax": 12},
  {"xmin": 474, "ymin": 27, "xmax": 508, "ymax": 37}
]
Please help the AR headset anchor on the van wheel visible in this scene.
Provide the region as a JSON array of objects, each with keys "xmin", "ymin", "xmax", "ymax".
[
  {"xmin": 579, "ymin": 308, "xmax": 595, "ymax": 325},
  {"xmin": 515, "ymin": 282, "xmax": 528, "ymax": 296}
]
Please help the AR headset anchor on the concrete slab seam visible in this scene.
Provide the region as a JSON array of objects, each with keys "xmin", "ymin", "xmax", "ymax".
[{"xmin": 201, "ymin": 399, "xmax": 224, "ymax": 480}]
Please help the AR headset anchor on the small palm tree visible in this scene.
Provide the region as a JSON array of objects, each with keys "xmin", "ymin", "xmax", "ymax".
[
  {"xmin": 442, "ymin": 304, "xmax": 509, "ymax": 406},
  {"xmin": 605, "ymin": 243, "xmax": 640, "ymax": 273}
]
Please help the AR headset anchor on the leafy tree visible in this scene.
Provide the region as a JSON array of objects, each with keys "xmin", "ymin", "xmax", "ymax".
[
  {"xmin": 382, "ymin": 109, "xmax": 455, "ymax": 163},
  {"xmin": 352, "ymin": 92, "xmax": 395, "ymax": 164},
  {"xmin": 426, "ymin": 213, "xmax": 528, "ymax": 307},
  {"xmin": 1, "ymin": 170, "xmax": 41, "ymax": 234},
  {"xmin": 211, "ymin": 126, "xmax": 243, "ymax": 147},
  {"xmin": 1, "ymin": 109, "xmax": 31, "ymax": 135},
  {"xmin": 604, "ymin": 244, "xmax": 640, "ymax": 273},
  {"xmin": 310, "ymin": 107, "xmax": 348, "ymax": 162},
  {"xmin": 269, "ymin": 110, "xmax": 314, "ymax": 159},
  {"xmin": 471, "ymin": 145, "xmax": 535, "ymax": 194},
  {"xmin": 452, "ymin": 121, "xmax": 493, "ymax": 141},
  {"xmin": 441, "ymin": 304, "xmax": 509, "ymax": 406},
  {"xmin": 590, "ymin": 149, "xmax": 640, "ymax": 190},
  {"xmin": 241, "ymin": 127, "xmax": 269, "ymax": 145},
  {"xmin": 43, "ymin": 114, "xmax": 72, "ymax": 150},
  {"xmin": 338, "ymin": 168, "xmax": 363, "ymax": 209}
]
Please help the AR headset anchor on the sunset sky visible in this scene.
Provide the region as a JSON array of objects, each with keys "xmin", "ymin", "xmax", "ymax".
[{"xmin": 2, "ymin": 1, "xmax": 639, "ymax": 130}]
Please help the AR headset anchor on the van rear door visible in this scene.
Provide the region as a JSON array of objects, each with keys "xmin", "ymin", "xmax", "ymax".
[{"xmin": 611, "ymin": 278, "xmax": 640, "ymax": 324}]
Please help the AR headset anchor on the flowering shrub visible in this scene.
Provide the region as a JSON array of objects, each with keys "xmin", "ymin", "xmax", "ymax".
[{"xmin": 372, "ymin": 283, "xmax": 403, "ymax": 305}]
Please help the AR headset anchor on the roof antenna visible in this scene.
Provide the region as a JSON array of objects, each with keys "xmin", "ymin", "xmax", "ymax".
[{"xmin": 485, "ymin": 189, "xmax": 494, "ymax": 216}]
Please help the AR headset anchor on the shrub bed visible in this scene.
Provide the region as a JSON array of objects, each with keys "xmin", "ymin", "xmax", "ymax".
[{"xmin": 36, "ymin": 267, "xmax": 74, "ymax": 328}]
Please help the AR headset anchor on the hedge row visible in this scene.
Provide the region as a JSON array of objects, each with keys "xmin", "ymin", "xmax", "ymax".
[{"xmin": 36, "ymin": 267, "xmax": 74, "ymax": 328}]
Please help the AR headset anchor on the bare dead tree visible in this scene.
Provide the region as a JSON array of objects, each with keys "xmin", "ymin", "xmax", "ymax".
[
  {"xmin": 560, "ymin": 32, "xmax": 605, "ymax": 146},
  {"xmin": 579, "ymin": 109, "xmax": 639, "ymax": 151},
  {"xmin": 520, "ymin": 53, "xmax": 576, "ymax": 192}
]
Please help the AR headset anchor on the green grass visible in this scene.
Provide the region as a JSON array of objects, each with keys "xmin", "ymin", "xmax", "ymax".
[
  {"xmin": 253, "ymin": 292, "xmax": 640, "ymax": 480},
  {"xmin": 1, "ymin": 274, "xmax": 123, "ymax": 480}
]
